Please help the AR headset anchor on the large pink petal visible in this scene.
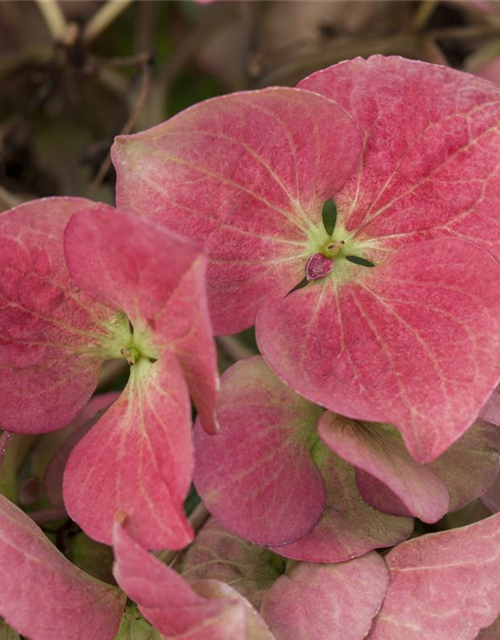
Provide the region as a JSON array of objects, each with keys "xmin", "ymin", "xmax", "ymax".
[
  {"xmin": 368, "ymin": 512, "xmax": 500, "ymax": 640},
  {"xmin": 319, "ymin": 413, "xmax": 449, "ymax": 522},
  {"xmin": 271, "ymin": 449, "xmax": 413, "ymax": 562},
  {"xmin": 112, "ymin": 88, "xmax": 361, "ymax": 335},
  {"xmin": 0, "ymin": 198, "xmax": 115, "ymax": 433},
  {"xmin": 63, "ymin": 353, "xmax": 193, "ymax": 550},
  {"xmin": 258, "ymin": 238, "xmax": 500, "ymax": 462},
  {"xmin": 65, "ymin": 206, "xmax": 219, "ymax": 433},
  {"xmin": 299, "ymin": 56, "xmax": 500, "ymax": 259},
  {"xmin": 260, "ymin": 553, "xmax": 388, "ymax": 640},
  {"xmin": 113, "ymin": 519, "xmax": 249, "ymax": 639},
  {"xmin": 0, "ymin": 494, "xmax": 125, "ymax": 640},
  {"xmin": 193, "ymin": 356, "xmax": 326, "ymax": 546}
]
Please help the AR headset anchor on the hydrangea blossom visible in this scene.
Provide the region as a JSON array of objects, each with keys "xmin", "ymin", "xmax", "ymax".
[
  {"xmin": 113, "ymin": 55, "xmax": 500, "ymax": 463},
  {"xmin": 193, "ymin": 356, "xmax": 500, "ymax": 560},
  {"xmin": 0, "ymin": 197, "xmax": 218, "ymax": 549}
]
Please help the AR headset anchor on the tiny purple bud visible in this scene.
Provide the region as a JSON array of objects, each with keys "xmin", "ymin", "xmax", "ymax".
[{"xmin": 305, "ymin": 253, "xmax": 333, "ymax": 281}]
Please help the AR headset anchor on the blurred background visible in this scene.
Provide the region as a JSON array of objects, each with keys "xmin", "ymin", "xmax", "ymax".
[{"xmin": 1, "ymin": 0, "xmax": 500, "ymax": 213}]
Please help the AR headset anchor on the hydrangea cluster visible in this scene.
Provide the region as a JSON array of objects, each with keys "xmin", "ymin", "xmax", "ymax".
[{"xmin": 2, "ymin": 55, "xmax": 500, "ymax": 640}]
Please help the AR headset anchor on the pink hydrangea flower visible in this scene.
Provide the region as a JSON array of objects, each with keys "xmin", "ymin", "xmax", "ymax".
[
  {"xmin": 193, "ymin": 356, "xmax": 500, "ymax": 560},
  {"xmin": 112, "ymin": 55, "xmax": 500, "ymax": 464},
  {"xmin": 0, "ymin": 197, "xmax": 218, "ymax": 549}
]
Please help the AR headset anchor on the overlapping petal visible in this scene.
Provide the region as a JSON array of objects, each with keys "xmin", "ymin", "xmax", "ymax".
[
  {"xmin": 1, "ymin": 197, "xmax": 219, "ymax": 549},
  {"xmin": 113, "ymin": 517, "xmax": 273, "ymax": 639},
  {"xmin": 319, "ymin": 413, "xmax": 500, "ymax": 521},
  {"xmin": 194, "ymin": 356, "xmax": 326, "ymax": 546},
  {"xmin": 0, "ymin": 198, "xmax": 115, "ymax": 433},
  {"xmin": 112, "ymin": 87, "xmax": 361, "ymax": 335},
  {"xmin": 0, "ymin": 493, "xmax": 125, "ymax": 640},
  {"xmin": 64, "ymin": 205, "xmax": 219, "ymax": 434},
  {"xmin": 271, "ymin": 450, "xmax": 413, "ymax": 563},
  {"xmin": 194, "ymin": 356, "xmax": 412, "ymax": 558},
  {"xmin": 368, "ymin": 512, "xmax": 500, "ymax": 640},
  {"xmin": 64, "ymin": 353, "xmax": 193, "ymax": 549},
  {"xmin": 178, "ymin": 518, "xmax": 390, "ymax": 640},
  {"xmin": 260, "ymin": 553, "xmax": 388, "ymax": 640},
  {"xmin": 257, "ymin": 238, "xmax": 500, "ymax": 462},
  {"xmin": 114, "ymin": 56, "xmax": 500, "ymax": 463}
]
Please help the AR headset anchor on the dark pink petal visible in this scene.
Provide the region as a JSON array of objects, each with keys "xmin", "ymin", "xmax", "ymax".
[
  {"xmin": 260, "ymin": 553, "xmax": 388, "ymax": 640},
  {"xmin": 271, "ymin": 451, "xmax": 412, "ymax": 562},
  {"xmin": 113, "ymin": 518, "xmax": 252, "ymax": 639},
  {"xmin": 43, "ymin": 392, "xmax": 119, "ymax": 507},
  {"xmin": 193, "ymin": 356, "xmax": 326, "ymax": 546},
  {"xmin": 63, "ymin": 353, "xmax": 193, "ymax": 550},
  {"xmin": 0, "ymin": 494, "xmax": 125, "ymax": 640},
  {"xmin": 65, "ymin": 206, "xmax": 219, "ymax": 434},
  {"xmin": 368, "ymin": 513, "xmax": 500, "ymax": 640},
  {"xmin": 112, "ymin": 88, "xmax": 361, "ymax": 335},
  {"xmin": 0, "ymin": 198, "xmax": 115, "ymax": 433},
  {"xmin": 258, "ymin": 238, "xmax": 500, "ymax": 462}
]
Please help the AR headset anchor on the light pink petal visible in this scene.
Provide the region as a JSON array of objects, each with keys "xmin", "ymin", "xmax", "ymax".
[
  {"xmin": 271, "ymin": 449, "xmax": 413, "ymax": 562},
  {"xmin": 63, "ymin": 353, "xmax": 193, "ymax": 550},
  {"xmin": 318, "ymin": 413, "xmax": 449, "ymax": 522},
  {"xmin": 112, "ymin": 87, "xmax": 361, "ymax": 335},
  {"xmin": 260, "ymin": 553, "xmax": 388, "ymax": 640},
  {"xmin": 299, "ymin": 56, "xmax": 500, "ymax": 260},
  {"xmin": 43, "ymin": 393, "xmax": 119, "ymax": 507},
  {"xmin": 65, "ymin": 206, "xmax": 219, "ymax": 433},
  {"xmin": 258, "ymin": 238, "xmax": 500, "ymax": 463},
  {"xmin": 180, "ymin": 519, "xmax": 285, "ymax": 608},
  {"xmin": 193, "ymin": 356, "xmax": 326, "ymax": 546},
  {"xmin": 368, "ymin": 512, "xmax": 500, "ymax": 640},
  {"xmin": 113, "ymin": 519, "xmax": 248, "ymax": 639},
  {"xmin": 0, "ymin": 494, "xmax": 125, "ymax": 640},
  {"xmin": 0, "ymin": 198, "xmax": 115, "ymax": 433}
]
